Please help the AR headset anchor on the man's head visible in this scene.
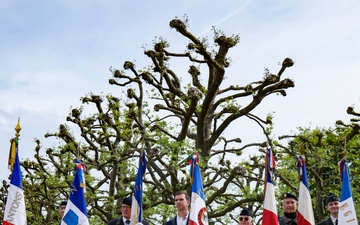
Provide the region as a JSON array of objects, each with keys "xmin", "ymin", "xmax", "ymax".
[
  {"xmin": 325, "ymin": 194, "xmax": 340, "ymax": 217},
  {"xmin": 59, "ymin": 201, "xmax": 67, "ymax": 218},
  {"xmin": 281, "ymin": 193, "xmax": 298, "ymax": 214},
  {"xmin": 121, "ymin": 197, "xmax": 132, "ymax": 219},
  {"xmin": 239, "ymin": 208, "xmax": 253, "ymax": 225},
  {"xmin": 174, "ymin": 191, "xmax": 190, "ymax": 212}
]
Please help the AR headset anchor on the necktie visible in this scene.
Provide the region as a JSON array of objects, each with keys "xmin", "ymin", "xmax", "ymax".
[
  {"xmin": 125, "ymin": 220, "xmax": 130, "ymax": 225},
  {"xmin": 335, "ymin": 219, "xmax": 338, "ymax": 225}
]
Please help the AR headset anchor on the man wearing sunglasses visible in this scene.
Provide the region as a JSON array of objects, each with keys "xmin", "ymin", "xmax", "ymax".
[
  {"xmin": 108, "ymin": 197, "xmax": 150, "ymax": 225},
  {"xmin": 239, "ymin": 208, "xmax": 254, "ymax": 225}
]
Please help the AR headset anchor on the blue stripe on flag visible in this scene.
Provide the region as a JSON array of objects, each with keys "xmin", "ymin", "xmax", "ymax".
[
  {"xmin": 340, "ymin": 160, "xmax": 351, "ymax": 200},
  {"xmin": 63, "ymin": 209, "xmax": 79, "ymax": 225},
  {"xmin": 10, "ymin": 144, "xmax": 23, "ymax": 189},
  {"xmin": 266, "ymin": 148, "xmax": 275, "ymax": 185},
  {"xmin": 300, "ymin": 163, "xmax": 309, "ymax": 190},
  {"xmin": 133, "ymin": 152, "xmax": 147, "ymax": 222},
  {"xmin": 192, "ymin": 162, "xmax": 205, "ymax": 200},
  {"xmin": 69, "ymin": 159, "xmax": 88, "ymax": 216}
]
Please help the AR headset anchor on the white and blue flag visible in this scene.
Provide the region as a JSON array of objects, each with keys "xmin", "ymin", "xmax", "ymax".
[
  {"xmin": 130, "ymin": 151, "xmax": 147, "ymax": 225},
  {"xmin": 338, "ymin": 159, "xmax": 357, "ymax": 225},
  {"xmin": 61, "ymin": 159, "xmax": 89, "ymax": 225},
  {"xmin": 3, "ymin": 138, "xmax": 27, "ymax": 225},
  {"xmin": 189, "ymin": 154, "xmax": 208, "ymax": 225}
]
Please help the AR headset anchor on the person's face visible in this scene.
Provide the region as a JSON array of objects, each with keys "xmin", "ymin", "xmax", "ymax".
[
  {"xmin": 327, "ymin": 201, "xmax": 340, "ymax": 217},
  {"xmin": 175, "ymin": 193, "xmax": 190, "ymax": 211},
  {"xmin": 282, "ymin": 198, "xmax": 297, "ymax": 213},
  {"xmin": 59, "ymin": 205, "xmax": 66, "ymax": 218},
  {"xmin": 121, "ymin": 204, "xmax": 131, "ymax": 219},
  {"xmin": 239, "ymin": 216, "xmax": 253, "ymax": 225}
]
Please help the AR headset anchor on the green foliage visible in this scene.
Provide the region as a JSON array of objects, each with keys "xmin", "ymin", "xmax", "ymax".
[{"xmin": 275, "ymin": 125, "xmax": 360, "ymax": 222}]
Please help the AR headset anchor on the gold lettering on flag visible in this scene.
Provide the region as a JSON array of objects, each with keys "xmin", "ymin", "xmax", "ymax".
[
  {"xmin": 5, "ymin": 191, "xmax": 23, "ymax": 222},
  {"xmin": 340, "ymin": 202, "xmax": 356, "ymax": 223}
]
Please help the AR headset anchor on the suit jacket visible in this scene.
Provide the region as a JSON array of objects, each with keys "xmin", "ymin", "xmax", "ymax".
[
  {"xmin": 165, "ymin": 216, "xmax": 189, "ymax": 225},
  {"xmin": 317, "ymin": 217, "xmax": 335, "ymax": 225},
  {"xmin": 279, "ymin": 215, "xmax": 297, "ymax": 225},
  {"xmin": 108, "ymin": 216, "xmax": 150, "ymax": 225}
]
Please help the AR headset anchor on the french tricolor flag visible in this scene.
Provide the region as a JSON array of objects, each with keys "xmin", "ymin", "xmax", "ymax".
[
  {"xmin": 338, "ymin": 159, "xmax": 358, "ymax": 225},
  {"xmin": 296, "ymin": 156, "xmax": 315, "ymax": 225},
  {"xmin": 261, "ymin": 147, "xmax": 278, "ymax": 225}
]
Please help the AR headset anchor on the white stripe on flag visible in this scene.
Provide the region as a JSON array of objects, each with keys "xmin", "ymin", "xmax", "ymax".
[
  {"xmin": 189, "ymin": 193, "xmax": 207, "ymax": 225},
  {"xmin": 339, "ymin": 197, "xmax": 357, "ymax": 225},
  {"xmin": 297, "ymin": 181, "xmax": 315, "ymax": 225},
  {"xmin": 131, "ymin": 199, "xmax": 141, "ymax": 225},
  {"xmin": 3, "ymin": 184, "xmax": 27, "ymax": 225},
  {"xmin": 263, "ymin": 182, "xmax": 277, "ymax": 214},
  {"xmin": 262, "ymin": 182, "xmax": 278, "ymax": 225},
  {"xmin": 61, "ymin": 200, "xmax": 89, "ymax": 225}
]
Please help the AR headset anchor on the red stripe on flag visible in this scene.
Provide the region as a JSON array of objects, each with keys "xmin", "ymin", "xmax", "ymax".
[
  {"xmin": 262, "ymin": 209, "xmax": 278, "ymax": 225},
  {"xmin": 297, "ymin": 212, "xmax": 313, "ymax": 225}
]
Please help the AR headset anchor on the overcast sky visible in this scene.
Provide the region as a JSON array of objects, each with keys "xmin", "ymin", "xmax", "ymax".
[{"xmin": 1, "ymin": 1, "xmax": 360, "ymax": 182}]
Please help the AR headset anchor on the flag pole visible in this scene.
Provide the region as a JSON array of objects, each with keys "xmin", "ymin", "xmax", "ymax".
[{"xmin": 264, "ymin": 145, "xmax": 269, "ymax": 195}]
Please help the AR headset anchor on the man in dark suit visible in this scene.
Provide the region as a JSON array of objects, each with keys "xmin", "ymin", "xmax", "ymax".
[
  {"xmin": 279, "ymin": 193, "xmax": 298, "ymax": 225},
  {"xmin": 317, "ymin": 194, "xmax": 340, "ymax": 225},
  {"xmin": 108, "ymin": 197, "xmax": 150, "ymax": 225},
  {"xmin": 166, "ymin": 191, "xmax": 190, "ymax": 225},
  {"xmin": 58, "ymin": 200, "xmax": 67, "ymax": 225}
]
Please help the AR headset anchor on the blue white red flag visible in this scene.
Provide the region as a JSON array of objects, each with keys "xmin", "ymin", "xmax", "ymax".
[
  {"xmin": 262, "ymin": 147, "xmax": 278, "ymax": 225},
  {"xmin": 2, "ymin": 138, "xmax": 27, "ymax": 225},
  {"xmin": 338, "ymin": 159, "xmax": 358, "ymax": 225},
  {"xmin": 296, "ymin": 156, "xmax": 315, "ymax": 225},
  {"xmin": 189, "ymin": 154, "xmax": 208, "ymax": 225},
  {"xmin": 130, "ymin": 151, "xmax": 147, "ymax": 225},
  {"xmin": 61, "ymin": 159, "xmax": 89, "ymax": 225}
]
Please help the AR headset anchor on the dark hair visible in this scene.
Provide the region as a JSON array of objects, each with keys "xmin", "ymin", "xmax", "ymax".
[
  {"xmin": 59, "ymin": 201, "xmax": 67, "ymax": 208},
  {"xmin": 175, "ymin": 190, "xmax": 190, "ymax": 200},
  {"xmin": 122, "ymin": 197, "xmax": 132, "ymax": 206}
]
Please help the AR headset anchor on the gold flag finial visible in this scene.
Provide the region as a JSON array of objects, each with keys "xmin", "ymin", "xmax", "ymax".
[
  {"xmin": 15, "ymin": 118, "xmax": 21, "ymax": 137},
  {"xmin": 8, "ymin": 118, "xmax": 21, "ymax": 171}
]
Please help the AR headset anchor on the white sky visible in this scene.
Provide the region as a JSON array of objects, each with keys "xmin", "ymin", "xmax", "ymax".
[{"xmin": 1, "ymin": 1, "xmax": 360, "ymax": 182}]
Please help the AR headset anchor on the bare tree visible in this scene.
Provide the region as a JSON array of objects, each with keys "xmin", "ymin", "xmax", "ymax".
[{"xmin": 1, "ymin": 18, "xmax": 295, "ymax": 225}]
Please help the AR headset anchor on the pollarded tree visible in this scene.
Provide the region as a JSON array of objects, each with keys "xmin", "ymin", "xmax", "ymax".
[
  {"xmin": 1, "ymin": 17, "xmax": 295, "ymax": 225},
  {"xmin": 275, "ymin": 105, "xmax": 360, "ymax": 223}
]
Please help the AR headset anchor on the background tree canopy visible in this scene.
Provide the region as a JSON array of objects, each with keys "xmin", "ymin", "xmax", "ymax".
[{"xmin": 0, "ymin": 18, "xmax": 359, "ymax": 225}]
